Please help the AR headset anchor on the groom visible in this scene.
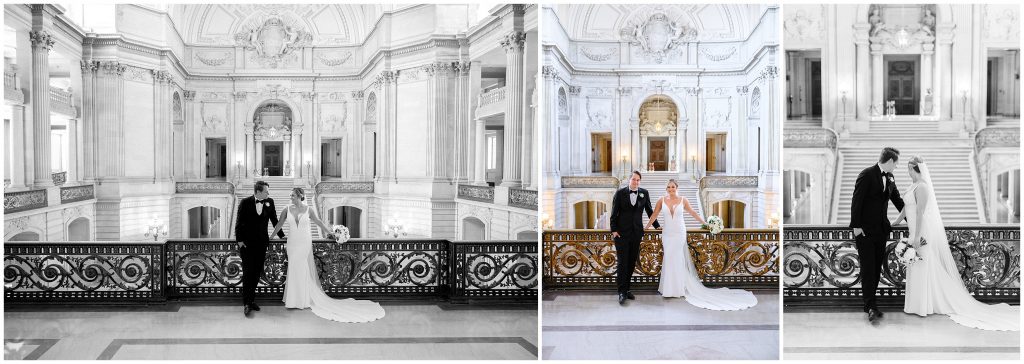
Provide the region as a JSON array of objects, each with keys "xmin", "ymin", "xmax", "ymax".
[
  {"xmin": 610, "ymin": 171, "xmax": 660, "ymax": 305},
  {"xmin": 234, "ymin": 180, "xmax": 286, "ymax": 316},
  {"xmin": 849, "ymin": 147, "xmax": 905, "ymax": 322}
]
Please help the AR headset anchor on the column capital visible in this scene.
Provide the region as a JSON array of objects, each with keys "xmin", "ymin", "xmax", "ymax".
[
  {"xmin": 736, "ymin": 86, "xmax": 749, "ymax": 95},
  {"xmin": 350, "ymin": 90, "xmax": 364, "ymax": 100},
  {"xmin": 567, "ymin": 85, "xmax": 581, "ymax": 96},
  {"xmin": 500, "ymin": 31, "xmax": 527, "ymax": 53},
  {"xmin": 685, "ymin": 87, "xmax": 702, "ymax": 96},
  {"xmin": 374, "ymin": 70, "xmax": 396, "ymax": 89},
  {"xmin": 100, "ymin": 61, "xmax": 126, "ymax": 77},
  {"xmin": 29, "ymin": 30, "xmax": 55, "ymax": 51},
  {"xmin": 541, "ymin": 65, "xmax": 559, "ymax": 79},
  {"xmin": 233, "ymin": 91, "xmax": 248, "ymax": 102},
  {"xmin": 453, "ymin": 61, "xmax": 472, "ymax": 75},
  {"xmin": 183, "ymin": 90, "xmax": 196, "ymax": 101},
  {"xmin": 151, "ymin": 69, "xmax": 172, "ymax": 84},
  {"xmin": 79, "ymin": 60, "xmax": 99, "ymax": 73}
]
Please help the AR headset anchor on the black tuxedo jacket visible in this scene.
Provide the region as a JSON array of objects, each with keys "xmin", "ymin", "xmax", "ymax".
[
  {"xmin": 850, "ymin": 165, "xmax": 905, "ymax": 236},
  {"xmin": 609, "ymin": 187, "xmax": 660, "ymax": 242},
  {"xmin": 234, "ymin": 196, "xmax": 285, "ymax": 243}
]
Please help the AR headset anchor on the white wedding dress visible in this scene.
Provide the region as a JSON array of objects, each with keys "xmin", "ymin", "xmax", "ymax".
[
  {"xmin": 283, "ymin": 205, "xmax": 385, "ymax": 323},
  {"xmin": 658, "ymin": 199, "xmax": 758, "ymax": 310},
  {"xmin": 902, "ymin": 165, "xmax": 1019, "ymax": 331}
]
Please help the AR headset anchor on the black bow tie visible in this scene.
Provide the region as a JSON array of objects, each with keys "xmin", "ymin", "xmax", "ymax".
[{"xmin": 630, "ymin": 191, "xmax": 637, "ymax": 195}]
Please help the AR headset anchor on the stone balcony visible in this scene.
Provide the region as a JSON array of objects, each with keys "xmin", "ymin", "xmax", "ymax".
[{"xmin": 476, "ymin": 86, "xmax": 506, "ymax": 118}]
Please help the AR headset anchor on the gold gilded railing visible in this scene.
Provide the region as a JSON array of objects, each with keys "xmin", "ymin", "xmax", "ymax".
[{"xmin": 543, "ymin": 229, "xmax": 779, "ymax": 290}]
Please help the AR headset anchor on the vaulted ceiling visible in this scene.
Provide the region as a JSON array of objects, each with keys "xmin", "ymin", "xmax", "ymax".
[
  {"xmin": 166, "ymin": 4, "xmax": 386, "ymax": 46},
  {"xmin": 550, "ymin": 4, "xmax": 765, "ymax": 42}
]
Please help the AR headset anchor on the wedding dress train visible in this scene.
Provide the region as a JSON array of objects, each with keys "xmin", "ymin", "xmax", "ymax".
[
  {"xmin": 902, "ymin": 165, "xmax": 1018, "ymax": 331},
  {"xmin": 283, "ymin": 205, "xmax": 385, "ymax": 323},
  {"xmin": 658, "ymin": 199, "xmax": 757, "ymax": 310}
]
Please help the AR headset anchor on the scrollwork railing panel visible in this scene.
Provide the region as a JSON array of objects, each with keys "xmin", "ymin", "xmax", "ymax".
[
  {"xmin": 784, "ymin": 225, "xmax": 1020, "ymax": 304},
  {"xmin": 4, "ymin": 189, "xmax": 47, "ymax": 214},
  {"xmin": 315, "ymin": 181, "xmax": 374, "ymax": 194},
  {"xmin": 450, "ymin": 240, "xmax": 538, "ymax": 302},
  {"xmin": 175, "ymin": 182, "xmax": 234, "ymax": 194},
  {"xmin": 543, "ymin": 229, "xmax": 779, "ymax": 289},
  {"xmin": 60, "ymin": 185, "xmax": 95, "ymax": 204},
  {"xmin": 458, "ymin": 184, "xmax": 494, "ymax": 203},
  {"xmin": 783, "ymin": 128, "xmax": 838, "ymax": 149},
  {"xmin": 509, "ymin": 188, "xmax": 538, "ymax": 210},
  {"xmin": 4, "ymin": 242, "xmax": 165, "ymax": 302}
]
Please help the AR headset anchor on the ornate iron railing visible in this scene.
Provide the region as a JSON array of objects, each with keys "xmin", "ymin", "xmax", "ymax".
[
  {"xmin": 4, "ymin": 189, "xmax": 47, "ymax": 214},
  {"xmin": 509, "ymin": 188, "xmax": 538, "ymax": 210},
  {"xmin": 784, "ymin": 225, "xmax": 1020, "ymax": 306},
  {"xmin": 700, "ymin": 175, "xmax": 758, "ymax": 189},
  {"xmin": 561, "ymin": 176, "xmax": 620, "ymax": 188},
  {"xmin": 783, "ymin": 128, "xmax": 838, "ymax": 149},
  {"xmin": 175, "ymin": 182, "xmax": 234, "ymax": 194},
  {"xmin": 4, "ymin": 241, "xmax": 166, "ymax": 303},
  {"xmin": 542, "ymin": 229, "xmax": 779, "ymax": 290},
  {"xmin": 975, "ymin": 127, "xmax": 1020, "ymax": 151},
  {"xmin": 60, "ymin": 184, "xmax": 95, "ymax": 204},
  {"xmin": 5, "ymin": 239, "xmax": 536, "ymax": 304},
  {"xmin": 458, "ymin": 184, "xmax": 494, "ymax": 203},
  {"xmin": 450, "ymin": 240, "xmax": 538, "ymax": 303},
  {"xmin": 315, "ymin": 181, "xmax": 374, "ymax": 194}
]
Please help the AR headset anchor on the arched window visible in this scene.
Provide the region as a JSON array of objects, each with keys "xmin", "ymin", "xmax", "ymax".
[
  {"xmin": 711, "ymin": 200, "xmax": 746, "ymax": 229},
  {"xmin": 327, "ymin": 206, "xmax": 362, "ymax": 238},
  {"xmin": 516, "ymin": 230, "xmax": 538, "ymax": 241},
  {"xmin": 462, "ymin": 217, "xmax": 486, "ymax": 240},
  {"xmin": 9, "ymin": 232, "xmax": 40, "ymax": 241},
  {"xmin": 573, "ymin": 201, "xmax": 608, "ymax": 229},
  {"xmin": 68, "ymin": 217, "xmax": 90, "ymax": 241},
  {"xmin": 187, "ymin": 206, "xmax": 222, "ymax": 238}
]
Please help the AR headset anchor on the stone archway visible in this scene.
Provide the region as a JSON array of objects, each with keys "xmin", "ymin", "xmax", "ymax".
[
  {"xmin": 636, "ymin": 94, "xmax": 682, "ymax": 172},
  {"xmin": 462, "ymin": 217, "xmax": 487, "ymax": 240}
]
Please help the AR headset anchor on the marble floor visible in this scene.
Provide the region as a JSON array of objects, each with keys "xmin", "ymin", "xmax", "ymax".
[
  {"xmin": 783, "ymin": 307, "xmax": 1020, "ymax": 360},
  {"xmin": 542, "ymin": 290, "xmax": 779, "ymax": 360},
  {"xmin": 4, "ymin": 301, "xmax": 537, "ymax": 360}
]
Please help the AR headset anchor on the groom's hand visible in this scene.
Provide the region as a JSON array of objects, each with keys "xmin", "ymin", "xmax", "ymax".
[
  {"xmin": 237, "ymin": 241, "xmax": 246, "ymax": 249},
  {"xmin": 852, "ymin": 228, "xmax": 864, "ymax": 237},
  {"xmin": 611, "ymin": 232, "xmax": 620, "ymax": 238}
]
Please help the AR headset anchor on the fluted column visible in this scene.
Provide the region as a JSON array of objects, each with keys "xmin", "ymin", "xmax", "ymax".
[
  {"xmin": 80, "ymin": 61, "xmax": 97, "ymax": 182},
  {"xmin": 67, "ymin": 118, "xmax": 79, "ymax": 183},
  {"xmin": 500, "ymin": 31, "xmax": 526, "ymax": 187},
  {"xmin": 921, "ymin": 45, "xmax": 934, "ymax": 114},
  {"xmin": 182, "ymin": 91, "xmax": 197, "ymax": 179},
  {"xmin": 9, "ymin": 105, "xmax": 28, "ymax": 188},
  {"xmin": 350, "ymin": 91, "xmax": 365, "ymax": 179},
  {"xmin": 854, "ymin": 26, "xmax": 871, "ymax": 119},
  {"xmin": 870, "ymin": 45, "xmax": 884, "ymax": 116},
  {"xmin": 30, "ymin": 30, "xmax": 54, "ymax": 187},
  {"xmin": 473, "ymin": 118, "xmax": 486, "ymax": 185}
]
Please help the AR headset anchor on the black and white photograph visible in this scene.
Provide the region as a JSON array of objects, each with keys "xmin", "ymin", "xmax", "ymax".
[
  {"xmin": 3, "ymin": 3, "xmax": 538, "ymax": 360},
  {"xmin": 781, "ymin": 3, "xmax": 1020, "ymax": 360}
]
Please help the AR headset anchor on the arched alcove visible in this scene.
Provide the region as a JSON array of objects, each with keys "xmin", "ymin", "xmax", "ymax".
[
  {"xmin": 710, "ymin": 200, "xmax": 746, "ymax": 229},
  {"xmin": 327, "ymin": 206, "xmax": 362, "ymax": 238},
  {"xmin": 462, "ymin": 217, "xmax": 486, "ymax": 240},
  {"xmin": 68, "ymin": 217, "xmax": 91, "ymax": 241},
  {"xmin": 637, "ymin": 94, "xmax": 680, "ymax": 172},
  {"xmin": 573, "ymin": 200, "xmax": 608, "ymax": 229},
  {"xmin": 9, "ymin": 231, "xmax": 40, "ymax": 241},
  {"xmin": 783, "ymin": 169, "xmax": 814, "ymax": 224},
  {"xmin": 187, "ymin": 206, "xmax": 222, "ymax": 238},
  {"xmin": 516, "ymin": 230, "xmax": 538, "ymax": 241}
]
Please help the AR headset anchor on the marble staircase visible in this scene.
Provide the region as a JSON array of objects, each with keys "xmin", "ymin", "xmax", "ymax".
[
  {"xmin": 833, "ymin": 120, "xmax": 982, "ymax": 224},
  {"xmin": 638, "ymin": 171, "xmax": 704, "ymax": 229},
  {"xmin": 234, "ymin": 177, "xmax": 322, "ymax": 239}
]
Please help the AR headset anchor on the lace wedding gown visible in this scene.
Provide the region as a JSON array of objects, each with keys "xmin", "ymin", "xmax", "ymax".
[
  {"xmin": 658, "ymin": 199, "xmax": 758, "ymax": 310},
  {"xmin": 902, "ymin": 168, "xmax": 1019, "ymax": 331},
  {"xmin": 283, "ymin": 205, "xmax": 385, "ymax": 323}
]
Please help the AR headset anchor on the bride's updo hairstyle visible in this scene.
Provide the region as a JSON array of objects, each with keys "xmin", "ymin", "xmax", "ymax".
[
  {"xmin": 667, "ymin": 179, "xmax": 679, "ymax": 188},
  {"xmin": 292, "ymin": 187, "xmax": 305, "ymax": 201},
  {"xmin": 908, "ymin": 156, "xmax": 925, "ymax": 173}
]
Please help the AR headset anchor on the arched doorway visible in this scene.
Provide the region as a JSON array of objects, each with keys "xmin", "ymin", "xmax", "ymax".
[
  {"xmin": 462, "ymin": 217, "xmax": 486, "ymax": 240},
  {"xmin": 68, "ymin": 217, "xmax": 90, "ymax": 241},
  {"xmin": 993, "ymin": 169, "xmax": 1021, "ymax": 224},
  {"xmin": 638, "ymin": 95, "xmax": 679, "ymax": 172},
  {"xmin": 573, "ymin": 201, "xmax": 608, "ymax": 229},
  {"xmin": 711, "ymin": 200, "xmax": 746, "ymax": 229},
  {"xmin": 9, "ymin": 232, "xmax": 40, "ymax": 241},
  {"xmin": 784, "ymin": 170, "xmax": 813, "ymax": 224},
  {"xmin": 327, "ymin": 206, "xmax": 362, "ymax": 238},
  {"xmin": 251, "ymin": 100, "xmax": 295, "ymax": 177},
  {"xmin": 187, "ymin": 206, "xmax": 222, "ymax": 238}
]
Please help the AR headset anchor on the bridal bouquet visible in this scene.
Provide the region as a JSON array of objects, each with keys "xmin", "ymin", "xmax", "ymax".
[
  {"xmin": 702, "ymin": 215, "xmax": 724, "ymax": 234},
  {"xmin": 898, "ymin": 237, "xmax": 928, "ymax": 264},
  {"xmin": 331, "ymin": 225, "xmax": 351, "ymax": 244}
]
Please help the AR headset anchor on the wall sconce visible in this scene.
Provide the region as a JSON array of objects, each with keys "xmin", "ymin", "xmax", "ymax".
[
  {"xmin": 144, "ymin": 217, "xmax": 168, "ymax": 241},
  {"xmin": 541, "ymin": 213, "xmax": 554, "ymax": 230},
  {"xmin": 769, "ymin": 213, "xmax": 780, "ymax": 229},
  {"xmin": 383, "ymin": 218, "xmax": 407, "ymax": 238}
]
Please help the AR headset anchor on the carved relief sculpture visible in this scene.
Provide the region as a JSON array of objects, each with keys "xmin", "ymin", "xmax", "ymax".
[
  {"xmin": 235, "ymin": 17, "xmax": 312, "ymax": 68},
  {"xmin": 621, "ymin": 12, "xmax": 697, "ymax": 64}
]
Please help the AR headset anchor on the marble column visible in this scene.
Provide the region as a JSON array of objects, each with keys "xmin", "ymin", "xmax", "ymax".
[
  {"xmin": 783, "ymin": 170, "xmax": 792, "ymax": 217},
  {"xmin": 67, "ymin": 118, "xmax": 78, "ymax": 183},
  {"xmin": 854, "ymin": 26, "xmax": 871, "ymax": 119},
  {"xmin": 255, "ymin": 137, "xmax": 263, "ymax": 176},
  {"xmin": 96, "ymin": 62, "xmax": 126, "ymax": 178},
  {"xmin": 30, "ymin": 30, "xmax": 54, "ymax": 187},
  {"xmin": 350, "ymin": 91, "xmax": 365, "ymax": 179},
  {"xmin": 736, "ymin": 86, "xmax": 749, "ymax": 174},
  {"xmin": 283, "ymin": 137, "xmax": 291, "ymax": 176},
  {"xmin": 567, "ymin": 85, "xmax": 582, "ymax": 174},
  {"xmin": 936, "ymin": 25, "xmax": 955, "ymax": 121},
  {"xmin": 79, "ymin": 61, "xmax": 96, "ymax": 182},
  {"xmin": 870, "ymin": 45, "xmax": 884, "ymax": 116},
  {"xmin": 521, "ymin": 87, "xmax": 534, "ymax": 188},
  {"xmin": 1012, "ymin": 169, "xmax": 1020, "ymax": 217},
  {"xmin": 500, "ymin": 31, "xmax": 526, "ymax": 187},
  {"xmin": 9, "ymin": 105, "xmax": 27, "ymax": 188},
  {"xmin": 473, "ymin": 118, "xmax": 486, "ymax": 185},
  {"xmin": 183, "ymin": 91, "xmax": 197, "ymax": 179},
  {"xmin": 921, "ymin": 45, "xmax": 934, "ymax": 115}
]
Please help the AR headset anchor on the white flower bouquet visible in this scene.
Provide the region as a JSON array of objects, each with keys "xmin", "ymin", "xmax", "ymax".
[
  {"xmin": 898, "ymin": 237, "xmax": 928, "ymax": 265},
  {"xmin": 701, "ymin": 215, "xmax": 724, "ymax": 234},
  {"xmin": 331, "ymin": 225, "xmax": 351, "ymax": 243}
]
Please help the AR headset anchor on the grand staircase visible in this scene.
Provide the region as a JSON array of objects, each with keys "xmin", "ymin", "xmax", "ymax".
[
  {"xmin": 833, "ymin": 120, "xmax": 983, "ymax": 225},
  {"xmin": 639, "ymin": 171, "xmax": 704, "ymax": 229},
  {"xmin": 233, "ymin": 177, "xmax": 322, "ymax": 239},
  {"xmin": 785, "ymin": 118, "xmax": 823, "ymax": 128}
]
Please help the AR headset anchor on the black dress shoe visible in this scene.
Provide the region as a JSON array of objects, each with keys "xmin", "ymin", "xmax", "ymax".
[
  {"xmin": 625, "ymin": 291, "xmax": 636, "ymax": 300},
  {"xmin": 875, "ymin": 308, "xmax": 884, "ymax": 318},
  {"xmin": 867, "ymin": 308, "xmax": 880, "ymax": 322},
  {"xmin": 244, "ymin": 305, "xmax": 252, "ymax": 316},
  {"xmin": 250, "ymin": 303, "xmax": 261, "ymax": 311},
  {"xmin": 618, "ymin": 293, "xmax": 627, "ymax": 305}
]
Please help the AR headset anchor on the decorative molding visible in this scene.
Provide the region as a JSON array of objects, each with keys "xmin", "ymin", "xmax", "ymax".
[
  {"xmin": 458, "ymin": 184, "xmax": 495, "ymax": 203},
  {"xmin": 509, "ymin": 188, "xmax": 538, "ymax": 210},
  {"xmin": 183, "ymin": 90, "xmax": 196, "ymax": 101},
  {"xmin": 699, "ymin": 46, "xmax": 737, "ymax": 62},
  {"xmin": 621, "ymin": 11, "xmax": 697, "ymax": 64},
  {"xmin": 29, "ymin": 30, "xmax": 55, "ymax": 51},
  {"xmin": 976, "ymin": 127, "xmax": 1021, "ymax": 151},
  {"xmin": 561, "ymin": 176, "xmax": 620, "ymax": 189},
  {"xmin": 60, "ymin": 185, "xmax": 95, "ymax": 204},
  {"xmin": 4, "ymin": 189, "xmax": 47, "ymax": 214},
  {"xmin": 500, "ymin": 31, "xmax": 527, "ymax": 53},
  {"xmin": 700, "ymin": 176, "xmax": 758, "ymax": 189},
  {"xmin": 175, "ymin": 182, "xmax": 234, "ymax": 194},
  {"xmin": 234, "ymin": 16, "xmax": 312, "ymax": 69},
  {"xmin": 579, "ymin": 46, "xmax": 618, "ymax": 62},
  {"xmin": 193, "ymin": 51, "xmax": 232, "ymax": 67},
  {"xmin": 316, "ymin": 182, "xmax": 374, "ymax": 194},
  {"xmin": 784, "ymin": 6, "xmax": 826, "ymax": 43},
  {"xmin": 783, "ymin": 128, "xmax": 838, "ymax": 149},
  {"xmin": 316, "ymin": 51, "xmax": 353, "ymax": 67}
]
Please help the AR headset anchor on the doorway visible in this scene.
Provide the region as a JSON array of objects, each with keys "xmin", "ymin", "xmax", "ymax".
[
  {"xmin": 591, "ymin": 133, "xmax": 612, "ymax": 173},
  {"xmin": 262, "ymin": 142, "xmax": 283, "ymax": 176},
  {"xmin": 808, "ymin": 60, "xmax": 822, "ymax": 117},
  {"xmin": 885, "ymin": 55, "xmax": 920, "ymax": 115},
  {"xmin": 321, "ymin": 138, "xmax": 343, "ymax": 178},
  {"xmin": 705, "ymin": 133, "xmax": 727, "ymax": 174},
  {"xmin": 647, "ymin": 138, "xmax": 668, "ymax": 172},
  {"xmin": 205, "ymin": 138, "xmax": 227, "ymax": 179}
]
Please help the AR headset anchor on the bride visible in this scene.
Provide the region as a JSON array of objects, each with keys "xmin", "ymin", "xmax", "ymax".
[
  {"xmin": 644, "ymin": 179, "xmax": 758, "ymax": 310},
  {"xmin": 893, "ymin": 156, "xmax": 1018, "ymax": 331},
  {"xmin": 270, "ymin": 188, "xmax": 385, "ymax": 323}
]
